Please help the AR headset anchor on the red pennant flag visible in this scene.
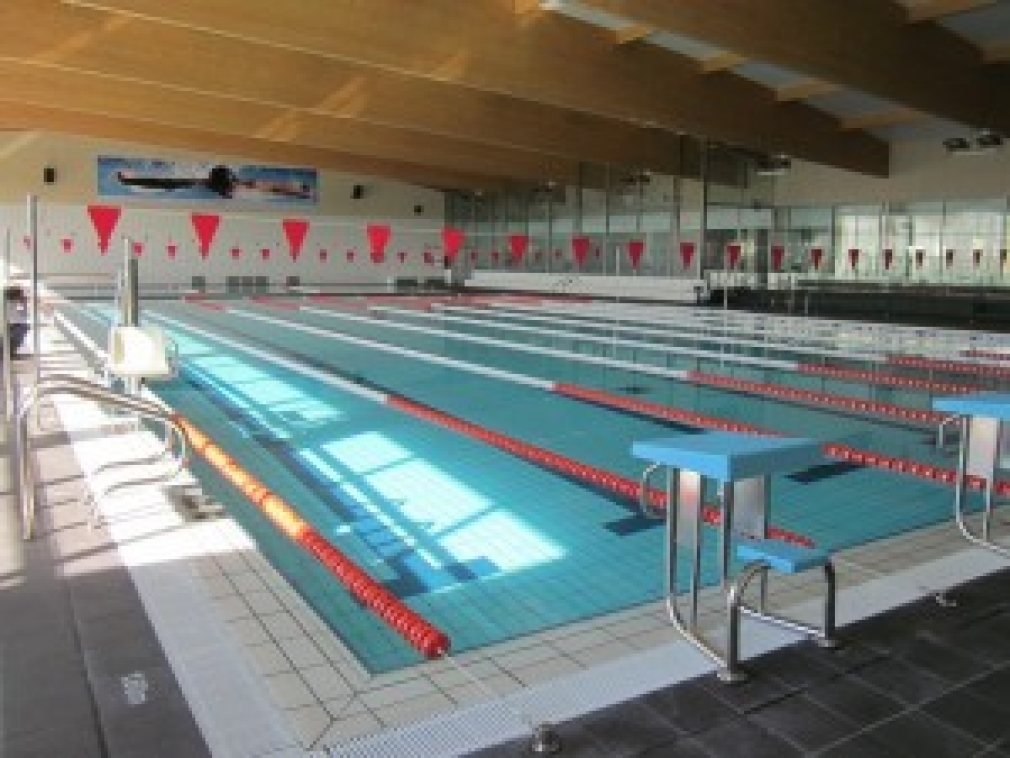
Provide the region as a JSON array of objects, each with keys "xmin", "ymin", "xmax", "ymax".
[
  {"xmin": 945, "ymin": 248, "xmax": 954, "ymax": 268},
  {"xmin": 397, "ymin": 251, "xmax": 407, "ymax": 263},
  {"xmin": 261, "ymin": 248, "xmax": 271, "ymax": 260},
  {"xmin": 61, "ymin": 237, "xmax": 73, "ymax": 254},
  {"xmin": 167, "ymin": 242, "xmax": 177, "ymax": 260},
  {"xmin": 974, "ymin": 249, "xmax": 983, "ymax": 267},
  {"xmin": 282, "ymin": 218, "xmax": 310, "ymax": 261},
  {"xmin": 811, "ymin": 247, "xmax": 824, "ymax": 270},
  {"xmin": 770, "ymin": 245, "xmax": 784, "ymax": 271},
  {"xmin": 470, "ymin": 250, "xmax": 478, "ymax": 262},
  {"xmin": 848, "ymin": 248, "xmax": 859, "ymax": 269},
  {"xmin": 319, "ymin": 248, "xmax": 328, "ymax": 262},
  {"xmin": 191, "ymin": 213, "xmax": 221, "ymax": 259},
  {"xmin": 915, "ymin": 249, "xmax": 924, "ymax": 268},
  {"xmin": 423, "ymin": 251, "xmax": 434, "ymax": 266},
  {"xmin": 508, "ymin": 234, "xmax": 529, "ymax": 264},
  {"xmin": 726, "ymin": 243, "xmax": 742, "ymax": 270},
  {"xmin": 367, "ymin": 223, "xmax": 391, "ymax": 263},
  {"xmin": 628, "ymin": 240, "xmax": 645, "ymax": 269},
  {"xmin": 87, "ymin": 205, "xmax": 122, "ymax": 255},
  {"xmin": 679, "ymin": 241, "xmax": 695, "ymax": 269},
  {"xmin": 132, "ymin": 240, "xmax": 144, "ymax": 258},
  {"xmin": 441, "ymin": 227, "xmax": 465, "ymax": 262},
  {"xmin": 491, "ymin": 249, "xmax": 500, "ymax": 263},
  {"xmin": 346, "ymin": 249, "xmax": 356, "ymax": 262},
  {"xmin": 883, "ymin": 249, "xmax": 893, "ymax": 270},
  {"xmin": 572, "ymin": 236, "xmax": 591, "ymax": 267},
  {"xmin": 22, "ymin": 235, "xmax": 30, "ymax": 250},
  {"xmin": 594, "ymin": 247, "xmax": 601, "ymax": 258},
  {"xmin": 534, "ymin": 249, "xmax": 543, "ymax": 261},
  {"xmin": 231, "ymin": 246, "xmax": 242, "ymax": 260},
  {"xmin": 554, "ymin": 248, "xmax": 562, "ymax": 259}
]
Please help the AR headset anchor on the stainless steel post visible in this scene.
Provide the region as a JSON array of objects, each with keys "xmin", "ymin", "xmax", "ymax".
[{"xmin": 26, "ymin": 195, "xmax": 39, "ymax": 386}]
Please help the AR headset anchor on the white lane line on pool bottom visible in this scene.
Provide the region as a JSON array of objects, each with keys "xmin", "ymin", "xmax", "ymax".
[
  {"xmin": 150, "ymin": 311, "xmax": 393, "ymax": 404},
  {"xmin": 230, "ymin": 306, "xmax": 556, "ymax": 390},
  {"xmin": 294, "ymin": 304, "xmax": 692, "ymax": 382}
]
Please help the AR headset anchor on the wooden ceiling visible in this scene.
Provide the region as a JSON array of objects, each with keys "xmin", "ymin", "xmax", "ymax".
[{"xmin": 2, "ymin": 0, "xmax": 1008, "ymax": 190}]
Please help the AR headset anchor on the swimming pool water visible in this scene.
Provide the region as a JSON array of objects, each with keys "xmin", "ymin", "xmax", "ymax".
[{"xmin": 62, "ymin": 299, "xmax": 972, "ymax": 673}]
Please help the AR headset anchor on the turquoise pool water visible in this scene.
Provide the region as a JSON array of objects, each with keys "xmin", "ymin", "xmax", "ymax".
[{"xmin": 62, "ymin": 299, "xmax": 969, "ymax": 673}]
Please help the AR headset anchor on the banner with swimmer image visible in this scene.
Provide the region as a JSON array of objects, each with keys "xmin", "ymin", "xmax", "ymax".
[{"xmin": 97, "ymin": 156, "xmax": 318, "ymax": 205}]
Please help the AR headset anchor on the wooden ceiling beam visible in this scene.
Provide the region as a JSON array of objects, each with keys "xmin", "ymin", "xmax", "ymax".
[
  {"xmin": 700, "ymin": 52, "xmax": 748, "ymax": 74},
  {"xmin": 839, "ymin": 108, "xmax": 923, "ymax": 131},
  {"xmin": 51, "ymin": 0, "xmax": 889, "ymax": 175},
  {"xmin": 614, "ymin": 23, "xmax": 654, "ymax": 45},
  {"xmin": 0, "ymin": 62, "xmax": 584, "ymax": 186},
  {"xmin": 982, "ymin": 40, "xmax": 1010, "ymax": 63},
  {"xmin": 0, "ymin": 4, "xmax": 687, "ymax": 176},
  {"xmin": 0, "ymin": 101, "xmax": 514, "ymax": 191},
  {"xmin": 905, "ymin": 0, "xmax": 997, "ymax": 23},
  {"xmin": 575, "ymin": 0, "xmax": 1010, "ymax": 131},
  {"xmin": 775, "ymin": 79, "xmax": 840, "ymax": 103}
]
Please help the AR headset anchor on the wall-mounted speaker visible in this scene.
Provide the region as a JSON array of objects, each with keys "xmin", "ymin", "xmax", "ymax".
[
  {"xmin": 413, "ymin": 205, "xmax": 424, "ymax": 215},
  {"xmin": 43, "ymin": 166, "xmax": 56, "ymax": 185},
  {"xmin": 351, "ymin": 184, "xmax": 364, "ymax": 200}
]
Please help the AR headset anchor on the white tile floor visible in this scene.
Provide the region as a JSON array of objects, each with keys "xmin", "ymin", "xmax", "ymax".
[{"xmin": 35, "ymin": 313, "xmax": 1010, "ymax": 757}]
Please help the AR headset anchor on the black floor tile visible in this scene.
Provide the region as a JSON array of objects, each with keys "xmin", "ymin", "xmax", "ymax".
[
  {"xmin": 895, "ymin": 637, "xmax": 990, "ymax": 684},
  {"xmin": 966, "ymin": 666, "xmax": 1010, "ymax": 710},
  {"xmin": 805, "ymin": 675, "xmax": 906, "ymax": 726},
  {"xmin": 694, "ymin": 717, "xmax": 802, "ymax": 758},
  {"xmin": 818, "ymin": 732, "xmax": 905, "ymax": 758},
  {"xmin": 749, "ymin": 693, "xmax": 857, "ymax": 751},
  {"xmin": 807, "ymin": 639, "xmax": 883, "ymax": 674},
  {"xmin": 699, "ymin": 669, "xmax": 793, "ymax": 713},
  {"xmin": 924, "ymin": 688, "xmax": 1010, "ymax": 745},
  {"xmin": 642, "ymin": 681, "xmax": 739, "ymax": 736},
  {"xmin": 573, "ymin": 700, "xmax": 683, "ymax": 757},
  {"xmin": 631, "ymin": 737, "xmax": 713, "ymax": 757},
  {"xmin": 2, "ymin": 722, "xmax": 106, "ymax": 758},
  {"xmin": 745, "ymin": 642, "xmax": 843, "ymax": 691},
  {"xmin": 951, "ymin": 616, "xmax": 1010, "ymax": 666},
  {"xmin": 466, "ymin": 723, "xmax": 609, "ymax": 757},
  {"xmin": 854, "ymin": 655, "xmax": 953, "ymax": 705},
  {"xmin": 864, "ymin": 710, "xmax": 985, "ymax": 758}
]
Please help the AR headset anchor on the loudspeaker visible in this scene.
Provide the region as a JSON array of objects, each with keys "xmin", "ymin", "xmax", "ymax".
[
  {"xmin": 43, "ymin": 166, "xmax": 56, "ymax": 185},
  {"xmin": 351, "ymin": 184, "xmax": 364, "ymax": 200},
  {"xmin": 413, "ymin": 205, "xmax": 424, "ymax": 215}
]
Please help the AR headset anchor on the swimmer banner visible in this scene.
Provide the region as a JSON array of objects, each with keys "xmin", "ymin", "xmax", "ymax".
[{"xmin": 97, "ymin": 156, "xmax": 319, "ymax": 205}]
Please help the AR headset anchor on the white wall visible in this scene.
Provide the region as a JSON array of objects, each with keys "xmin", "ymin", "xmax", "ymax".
[
  {"xmin": 775, "ymin": 140, "xmax": 1010, "ymax": 206},
  {"xmin": 0, "ymin": 132, "xmax": 448, "ymax": 287}
]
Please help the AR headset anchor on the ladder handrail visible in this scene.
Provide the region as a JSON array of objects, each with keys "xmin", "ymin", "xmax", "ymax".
[{"xmin": 16, "ymin": 373, "xmax": 186, "ymax": 540}]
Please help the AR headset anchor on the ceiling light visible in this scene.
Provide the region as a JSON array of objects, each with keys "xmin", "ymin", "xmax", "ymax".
[
  {"xmin": 977, "ymin": 130, "xmax": 1003, "ymax": 149},
  {"xmin": 755, "ymin": 154, "xmax": 791, "ymax": 176}
]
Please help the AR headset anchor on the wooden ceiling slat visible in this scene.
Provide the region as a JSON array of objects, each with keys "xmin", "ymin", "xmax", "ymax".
[
  {"xmin": 775, "ymin": 79, "xmax": 840, "ymax": 103},
  {"xmin": 0, "ymin": 101, "xmax": 514, "ymax": 191},
  {"xmin": 905, "ymin": 0, "xmax": 997, "ymax": 23},
  {"xmin": 575, "ymin": 0, "xmax": 1010, "ymax": 131},
  {"xmin": 614, "ymin": 23, "xmax": 654, "ymax": 45},
  {"xmin": 839, "ymin": 108, "xmax": 923, "ymax": 131},
  {"xmin": 0, "ymin": 3, "xmax": 690, "ymax": 175},
  {"xmin": 51, "ymin": 0, "xmax": 889, "ymax": 175},
  {"xmin": 700, "ymin": 52, "xmax": 748, "ymax": 73}
]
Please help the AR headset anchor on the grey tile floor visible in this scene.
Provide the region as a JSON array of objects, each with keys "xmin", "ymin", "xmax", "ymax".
[
  {"xmin": 468, "ymin": 570, "xmax": 1010, "ymax": 757},
  {"xmin": 0, "ymin": 358, "xmax": 210, "ymax": 758}
]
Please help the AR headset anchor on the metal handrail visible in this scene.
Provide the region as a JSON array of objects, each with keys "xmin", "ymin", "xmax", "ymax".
[
  {"xmin": 937, "ymin": 412, "xmax": 960, "ymax": 449},
  {"xmin": 84, "ymin": 413, "xmax": 188, "ymax": 528},
  {"xmin": 16, "ymin": 373, "xmax": 187, "ymax": 540}
]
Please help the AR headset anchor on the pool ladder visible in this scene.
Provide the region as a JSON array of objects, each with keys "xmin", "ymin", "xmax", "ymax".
[
  {"xmin": 16, "ymin": 373, "xmax": 188, "ymax": 540},
  {"xmin": 937, "ymin": 413, "xmax": 961, "ymax": 450}
]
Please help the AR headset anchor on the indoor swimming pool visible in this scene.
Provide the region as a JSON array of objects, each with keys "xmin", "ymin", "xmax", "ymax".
[{"xmin": 59, "ymin": 296, "xmax": 986, "ymax": 675}]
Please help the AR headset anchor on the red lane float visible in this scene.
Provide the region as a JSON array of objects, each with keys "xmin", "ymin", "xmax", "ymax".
[
  {"xmin": 888, "ymin": 354, "xmax": 1010, "ymax": 379},
  {"xmin": 797, "ymin": 363, "xmax": 980, "ymax": 394},
  {"xmin": 174, "ymin": 415, "xmax": 450, "ymax": 659},
  {"xmin": 686, "ymin": 370, "xmax": 945, "ymax": 426},
  {"xmin": 386, "ymin": 394, "xmax": 813, "ymax": 547},
  {"xmin": 554, "ymin": 383, "xmax": 994, "ymax": 496}
]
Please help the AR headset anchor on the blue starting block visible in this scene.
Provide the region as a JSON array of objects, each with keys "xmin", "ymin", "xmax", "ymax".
[{"xmin": 632, "ymin": 431, "xmax": 838, "ymax": 683}]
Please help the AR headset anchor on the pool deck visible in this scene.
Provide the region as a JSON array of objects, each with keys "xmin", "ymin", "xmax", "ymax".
[{"xmin": 6, "ymin": 319, "xmax": 1010, "ymax": 756}]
